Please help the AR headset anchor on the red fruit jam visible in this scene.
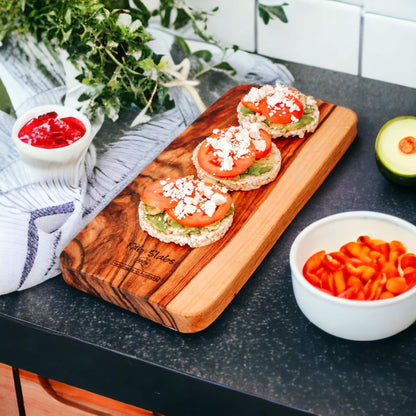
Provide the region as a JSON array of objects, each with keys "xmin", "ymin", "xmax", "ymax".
[{"xmin": 18, "ymin": 111, "xmax": 86, "ymax": 149}]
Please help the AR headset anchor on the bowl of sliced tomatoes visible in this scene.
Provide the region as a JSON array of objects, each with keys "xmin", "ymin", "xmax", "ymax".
[{"xmin": 289, "ymin": 211, "xmax": 416, "ymax": 341}]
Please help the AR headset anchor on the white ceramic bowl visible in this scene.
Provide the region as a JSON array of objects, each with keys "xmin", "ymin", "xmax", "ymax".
[
  {"xmin": 290, "ymin": 211, "xmax": 416, "ymax": 341},
  {"xmin": 12, "ymin": 104, "xmax": 92, "ymax": 169}
]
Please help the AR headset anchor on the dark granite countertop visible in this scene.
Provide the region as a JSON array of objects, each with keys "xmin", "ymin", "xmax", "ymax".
[{"xmin": 1, "ymin": 61, "xmax": 415, "ymax": 416}]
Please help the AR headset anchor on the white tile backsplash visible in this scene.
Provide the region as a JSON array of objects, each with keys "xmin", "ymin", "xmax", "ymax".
[
  {"xmin": 186, "ymin": 0, "xmax": 256, "ymax": 52},
  {"xmin": 332, "ymin": 0, "xmax": 362, "ymax": 6},
  {"xmin": 361, "ymin": 13, "xmax": 416, "ymax": 89},
  {"xmin": 257, "ymin": 0, "xmax": 361, "ymax": 75},
  {"xmin": 148, "ymin": 0, "xmax": 416, "ymax": 88},
  {"xmin": 364, "ymin": 0, "xmax": 416, "ymax": 22}
]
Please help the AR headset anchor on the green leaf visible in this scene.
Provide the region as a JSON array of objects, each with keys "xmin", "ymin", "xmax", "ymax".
[
  {"xmin": 160, "ymin": 6, "xmax": 172, "ymax": 28},
  {"xmin": 64, "ymin": 8, "xmax": 71, "ymax": 25},
  {"xmin": 78, "ymin": 92, "xmax": 91, "ymax": 102},
  {"xmin": 62, "ymin": 28, "xmax": 72, "ymax": 43},
  {"xmin": 258, "ymin": 3, "xmax": 289, "ymax": 24},
  {"xmin": 258, "ymin": 7, "xmax": 270, "ymax": 25},
  {"xmin": 193, "ymin": 49, "xmax": 212, "ymax": 62},
  {"xmin": 173, "ymin": 8, "xmax": 191, "ymax": 30},
  {"xmin": 213, "ymin": 61, "xmax": 236, "ymax": 76},
  {"xmin": 174, "ymin": 35, "xmax": 191, "ymax": 55}
]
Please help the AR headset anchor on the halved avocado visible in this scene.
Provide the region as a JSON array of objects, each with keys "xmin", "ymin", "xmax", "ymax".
[{"xmin": 375, "ymin": 116, "xmax": 416, "ymax": 187}]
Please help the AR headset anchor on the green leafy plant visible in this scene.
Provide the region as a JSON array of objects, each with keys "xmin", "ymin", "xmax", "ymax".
[
  {"xmin": 0, "ymin": 0, "xmax": 178, "ymax": 121},
  {"xmin": 155, "ymin": 0, "xmax": 218, "ymax": 43},
  {"xmin": 0, "ymin": 0, "xmax": 288, "ymax": 124}
]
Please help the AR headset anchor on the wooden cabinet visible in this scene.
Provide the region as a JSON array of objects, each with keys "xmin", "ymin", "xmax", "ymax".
[
  {"xmin": 0, "ymin": 363, "xmax": 163, "ymax": 416},
  {"xmin": 0, "ymin": 363, "xmax": 19, "ymax": 416}
]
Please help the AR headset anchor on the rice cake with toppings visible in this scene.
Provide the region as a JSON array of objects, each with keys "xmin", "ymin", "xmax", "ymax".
[
  {"xmin": 138, "ymin": 177, "xmax": 234, "ymax": 248},
  {"xmin": 192, "ymin": 124, "xmax": 281, "ymax": 191},
  {"xmin": 237, "ymin": 84, "xmax": 320, "ymax": 139}
]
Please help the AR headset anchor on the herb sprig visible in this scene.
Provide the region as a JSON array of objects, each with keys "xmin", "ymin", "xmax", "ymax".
[
  {"xmin": 1, "ymin": 0, "xmax": 179, "ymax": 121},
  {"xmin": 0, "ymin": 0, "xmax": 288, "ymax": 123}
]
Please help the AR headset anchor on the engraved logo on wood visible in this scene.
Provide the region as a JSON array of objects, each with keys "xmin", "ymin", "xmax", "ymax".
[{"xmin": 111, "ymin": 242, "xmax": 177, "ymax": 282}]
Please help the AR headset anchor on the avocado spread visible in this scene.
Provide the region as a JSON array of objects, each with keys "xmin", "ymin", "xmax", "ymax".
[
  {"xmin": 143, "ymin": 204, "xmax": 234, "ymax": 234},
  {"xmin": 241, "ymin": 104, "xmax": 315, "ymax": 132}
]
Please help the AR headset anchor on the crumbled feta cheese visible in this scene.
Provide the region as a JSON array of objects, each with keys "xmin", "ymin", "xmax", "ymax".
[
  {"xmin": 162, "ymin": 178, "xmax": 229, "ymax": 220},
  {"xmin": 202, "ymin": 200, "xmax": 216, "ymax": 217},
  {"xmin": 206, "ymin": 126, "xmax": 253, "ymax": 172},
  {"xmin": 265, "ymin": 90, "xmax": 300, "ymax": 115},
  {"xmin": 211, "ymin": 192, "xmax": 227, "ymax": 205},
  {"xmin": 174, "ymin": 200, "xmax": 184, "ymax": 218},
  {"xmin": 243, "ymin": 85, "xmax": 274, "ymax": 104},
  {"xmin": 203, "ymin": 185, "xmax": 214, "ymax": 199},
  {"xmin": 252, "ymin": 138, "xmax": 266, "ymax": 152}
]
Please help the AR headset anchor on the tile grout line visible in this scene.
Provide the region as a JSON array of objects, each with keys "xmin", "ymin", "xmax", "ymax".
[{"xmin": 358, "ymin": 5, "xmax": 364, "ymax": 77}]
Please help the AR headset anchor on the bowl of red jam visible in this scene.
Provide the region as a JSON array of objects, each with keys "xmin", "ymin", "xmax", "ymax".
[
  {"xmin": 290, "ymin": 211, "xmax": 416, "ymax": 341},
  {"xmin": 12, "ymin": 105, "xmax": 92, "ymax": 168}
]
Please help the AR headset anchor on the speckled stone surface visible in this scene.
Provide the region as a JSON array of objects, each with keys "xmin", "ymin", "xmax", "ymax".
[{"xmin": 1, "ymin": 61, "xmax": 415, "ymax": 416}]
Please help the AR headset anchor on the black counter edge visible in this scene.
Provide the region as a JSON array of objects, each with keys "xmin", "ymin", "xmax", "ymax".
[{"xmin": 0, "ymin": 313, "xmax": 316, "ymax": 416}]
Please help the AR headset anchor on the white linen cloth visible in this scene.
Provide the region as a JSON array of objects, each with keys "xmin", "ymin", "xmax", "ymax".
[{"xmin": 0, "ymin": 25, "xmax": 294, "ymax": 295}]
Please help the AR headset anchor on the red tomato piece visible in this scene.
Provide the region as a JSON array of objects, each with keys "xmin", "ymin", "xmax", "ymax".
[
  {"xmin": 197, "ymin": 128, "xmax": 256, "ymax": 178},
  {"xmin": 285, "ymin": 86, "xmax": 303, "ymax": 99},
  {"xmin": 251, "ymin": 129, "xmax": 272, "ymax": 160},
  {"xmin": 240, "ymin": 99, "xmax": 262, "ymax": 114},
  {"xmin": 166, "ymin": 188, "xmax": 232, "ymax": 228},
  {"xmin": 140, "ymin": 178, "xmax": 181, "ymax": 209},
  {"xmin": 259, "ymin": 93, "xmax": 304, "ymax": 125}
]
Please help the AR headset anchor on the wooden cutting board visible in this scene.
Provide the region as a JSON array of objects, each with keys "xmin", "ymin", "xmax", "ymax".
[{"xmin": 60, "ymin": 85, "xmax": 357, "ymax": 333}]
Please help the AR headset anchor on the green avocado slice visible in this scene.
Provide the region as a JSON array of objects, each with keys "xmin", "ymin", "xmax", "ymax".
[{"xmin": 375, "ymin": 116, "xmax": 416, "ymax": 187}]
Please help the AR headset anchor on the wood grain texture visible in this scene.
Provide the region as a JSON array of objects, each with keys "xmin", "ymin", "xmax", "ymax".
[
  {"xmin": 60, "ymin": 84, "xmax": 357, "ymax": 333},
  {"xmin": 19, "ymin": 369, "xmax": 163, "ymax": 415},
  {"xmin": 0, "ymin": 363, "xmax": 19, "ymax": 416}
]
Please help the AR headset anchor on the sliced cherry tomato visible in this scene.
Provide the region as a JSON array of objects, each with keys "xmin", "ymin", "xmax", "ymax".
[
  {"xmin": 251, "ymin": 129, "xmax": 272, "ymax": 159},
  {"xmin": 240, "ymin": 99, "xmax": 262, "ymax": 114},
  {"xmin": 259, "ymin": 93, "xmax": 304, "ymax": 125},
  {"xmin": 166, "ymin": 188, "xmax": 232, "ymax": 228},
  {"xmin": 140, "ymin": 177, "xmax": 181, "ymax": 209},
  {"xmin": 197, "ymin": 128, "xmax": 256, "ymax": 178},
  {"xmin": 142, "ymin": 178, "xmax": 233, "ymax": 228},
  {"xmin": 285, "ymin": 86, "xmax": 302, "ymax": 99}
]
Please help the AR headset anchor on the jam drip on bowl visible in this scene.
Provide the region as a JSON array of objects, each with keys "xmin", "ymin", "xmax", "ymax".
[{"xmin": 18, "ymin": 111, "xmax": 86, "ymax": 149}]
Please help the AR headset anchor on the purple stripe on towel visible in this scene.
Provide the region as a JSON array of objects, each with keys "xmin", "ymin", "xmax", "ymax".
[{"xmin": 19, "ymin": 202, "xmax": 75, "ymax": 288}]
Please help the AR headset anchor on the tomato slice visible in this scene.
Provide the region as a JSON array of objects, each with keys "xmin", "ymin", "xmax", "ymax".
[
  {"xmin": 197, "ymin": 127, "xmax": 256, "ymax": 178},
  {"xmin": 259, "ymin": 93, "xmax": 304, "ymax": 124},
  {"xmin": 240, "ymin": 99, "xmax": 262, "ymax": 114},
  {"xmin": 251, "ymin": 129, "xmax": 272, "ymax": 159},
  {"xmin": 140, "ymin": 177, "xmax": 181, "ymax": 209},
  {"xmin": 142, "ymin": 177, "xmax": 233, "ymax": 228},
  {"xmin": 285, "ymin": 86, "xmax": 302, "ymax": 99},
  {"xmin": 166, "ymin": 187, "xmax": 232, "ymax": 227}
]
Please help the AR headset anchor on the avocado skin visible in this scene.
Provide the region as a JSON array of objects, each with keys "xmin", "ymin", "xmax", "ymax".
[{"xmin": 375, "ymin": 152, "xmax": 416, "ymax": 188}]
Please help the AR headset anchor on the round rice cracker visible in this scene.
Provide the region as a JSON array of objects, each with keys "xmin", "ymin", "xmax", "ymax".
[
  {"xmin": 138, "ymin": 202, "xmax": 234, "ymax": 248},
  {"xmin": 237, "ymin": 101, "xmax": 320, "ymax": 139},
  {"xmin": 192, "ymin": 142, "xmax": 281, "ymax": 191}
]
